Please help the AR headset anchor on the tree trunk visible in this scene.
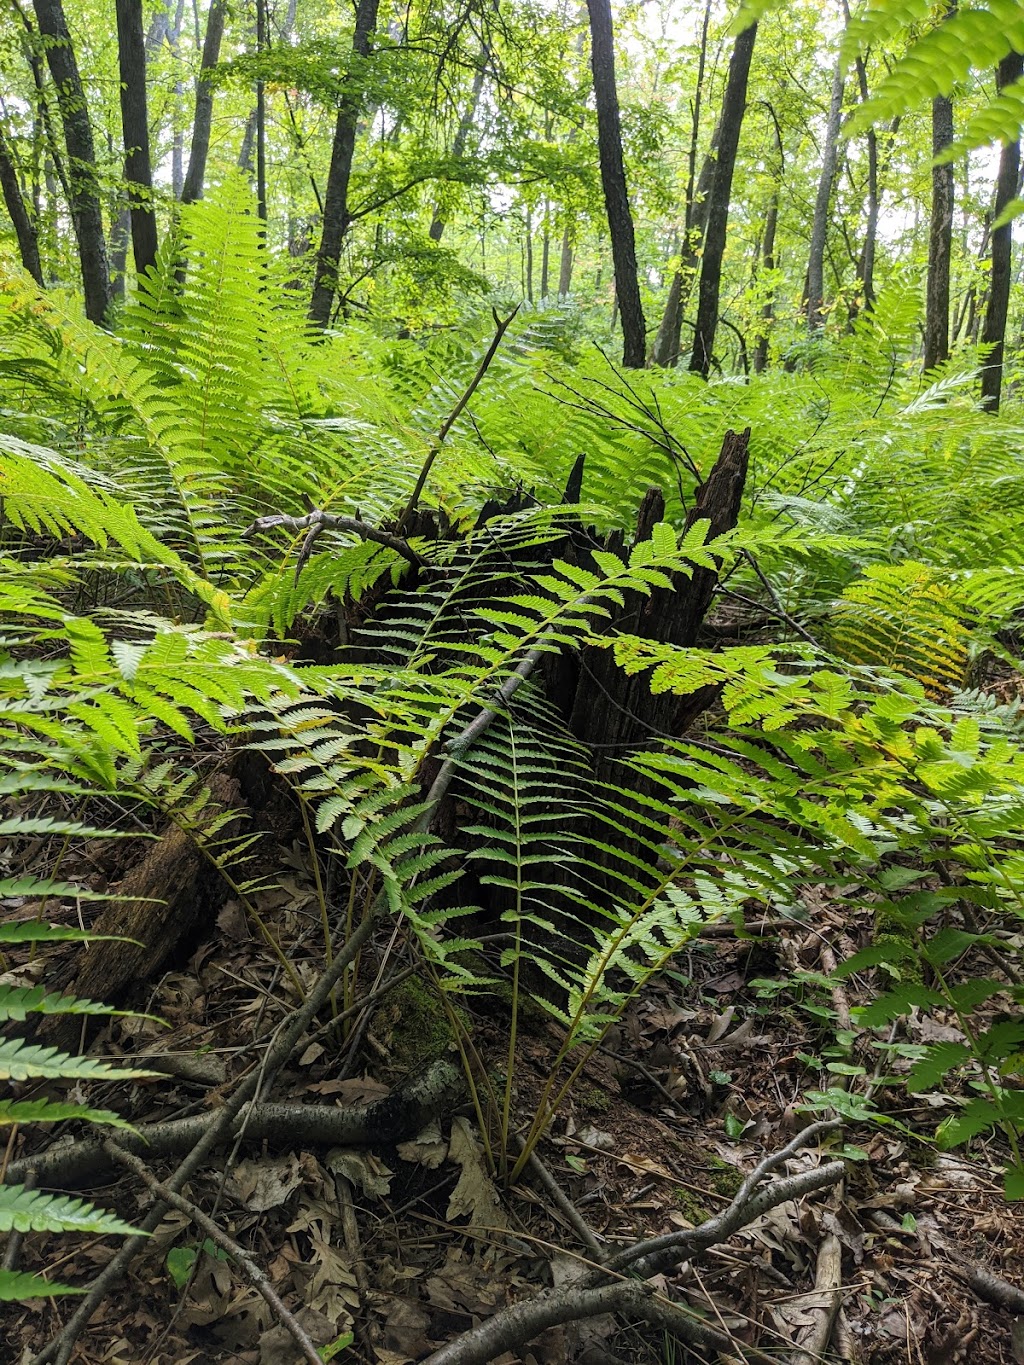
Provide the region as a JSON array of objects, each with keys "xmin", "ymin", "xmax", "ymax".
[
  {"xmin": 429, "ymin": 60, "xmax": 486, "ymax": 242},
  {"xmin": 541, "ymin": 211, "xmax": 550, "ymax": 298},
  {"xmin": 558, "ymin": 225, "xmax": 573, "ymax": 294},
  {"xmin": 31, "ymin": 0, "xmax": 110, "ymax": 323},
  {"xmin": 308, "ymin": 0, "xmax": 381, "ymax": 327},
  {"xmin": 525, "ymin": 207, "xmax": 534, "ymax": 303},
  {"xmin": 181, "ymin": 0, "xmax": 227, "ymax": 203},
  {"xmin": 116, "ymin": 0, "xmax": 159, "ymax": 279},
  {"xmin": 109, "ymin": 198, "xmax": 131, "ymax": 298},
  {"xmin": 853, "ymin": 57, "xmax": 881, "ymax": 312},
  {"xmin": 255, "ymin": 0, "xmax": 267, "ymax": 221},
  {"xmin": 650, "ymin": 0, "xmax": 712, "ymax": 368},
  {"xmin": 981, "ymin": 51, "xmax": 1024, "ymax": 411},
  {"xmin": 689, "ymin": 21, "xmax": 758, "ymax": 377},
  {"xmin": 751, "ymin": 190, "xmax": 778, "ymax": 373},
  {"xmin": 924, "ymin": 94, "xmax": 955, "ymax": 369},
  {"xmin": 650, "ymin": 137, "xmax": 717, "ymax": 367},
  {"xmin": 0, "ymin": 123, "xmax": 44, "ymax": 284},
  {"xmin": 806, "ymin": 59, "xmax": 845, "ymax": 329},
  {"xmin": 585, "ymin": 0, "xmax": 646, "ymax": 366}
]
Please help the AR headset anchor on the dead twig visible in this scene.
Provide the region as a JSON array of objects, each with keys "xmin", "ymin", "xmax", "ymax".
[
  {"xmin": 243, "ymin": 508, "xmax": 425, "ymax": 575},
  {"xmin": 510, "ymin": 1133, "xmax": 604, "ymax": 1260},
  {"xmin": 790, "ymin": 1231, "xmax": 843, "ymax": 1365},
  {"xmin": 422, "ymin": 1124, "xmax": 846, "ymax": 1365},
  {"xmin": 397, "ymin": 305, "xmax": 519, "ymax": 533},
  {"xmin": 103, "ymin": 1141, "xmax": 323, "ymax": 1365}
]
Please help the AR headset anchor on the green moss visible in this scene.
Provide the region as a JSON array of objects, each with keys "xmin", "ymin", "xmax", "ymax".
[
  {"xmin": 578, "ymin": 1084, "xmax": 612, "ymax": 1115},
  {"xmin": 705, "ymin": 1155, "xmax": 743, "ymax": 1198},
  {"xmin": 373, "ymin": 976, "xmax": 469, "ymax": 1071},
  {"xmin": 673, "ymin": 1188, "xmax": 711, "ymax": 1223}
]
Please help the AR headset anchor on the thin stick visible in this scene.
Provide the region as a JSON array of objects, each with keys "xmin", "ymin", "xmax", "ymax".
[
  {"xmin": 103, "ymin": 1142, "xmax": 323, "ymax": 1365},
  {"xmin": 397, "ymin": 305, "xmax": 519, "ymax": 533},
  {"xmin": 510, "ymin": 1133, "xmax": 604, "ymax": 1260},
  {"xmin": 244, "ymin": 509, "xmax": 425, "ymax": 571}
]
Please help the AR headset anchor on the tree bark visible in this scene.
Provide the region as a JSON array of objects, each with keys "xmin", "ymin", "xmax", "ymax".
[
  {"xmin": 924, "ymin": 93, "xmax": 955, "ymax": 369},
  {"xmin": 0, "ymin": 122, "xmax": 44, "ymax": 284},
  {"xmin": 116, "ymin": 0, "xmax": 159, "ymax": 278},
  {"xmin": 752, "ymin": 194, "xmax": 778, "ymax": 374},
  {"xmin": 806, "ymin": 58, "xmax": 845, "ymax": 329},
  {"xmin": 181, "ymin": 0, "xmax": 227, "ymax": 203},
  {"xmin": 31, "ymin": 0, "xmax": 111, "ymax": 323},
  {"xmin": 853, "ymin": 61, "xmax": 882, "ymax": 311},
  {"xmin": 308, "ymin": 0, "xmax": 381, "ymax": 327},
  {"xmin": 689, "ymin": 22, "xmax": 758, "ymax": 377},
  {"xmin": 256, "ymin": 0, "xmax": 267, "ymax": 221},
  {"xmin": 585, "ymin": 0, "xmax": 646, "ymax": 366},
  {"xmin": 650, "ymin": 0, "xmax": 713, "ymax": 367},
  {"xmin": 558, "ymin": 224, "xmax": 573, "ymax": 294},
  {"xmin": 981, "ymin": 51, "xmax": 1024, "ymax": 411}
]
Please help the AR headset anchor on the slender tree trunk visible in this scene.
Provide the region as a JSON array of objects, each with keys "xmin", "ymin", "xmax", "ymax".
[
  {"xmin": 181, "ymin": 0, "xmax": 227, "ymax": 203},
  {"xmin": 109, "ymin": 198, "xmax": 131, "ymax": 298},
  {"xmin": 689, "ymin": 21, "xmax": 758, "ymax": 378},
  {"xmin": 308, "ymin": 0, "xmax": 381, "ymax": 327},
  {"xmin": 169, "ymin": 0, "xmax": 186, "ymax": 196},
  {"xmin": 752, "ymin": 192, "xmax": 778, "ymax": 374},
  {"xmin": 650, "ymin": 138, "xmax": 717, "ymax": 367},
  {"xmin": 650, "ymin": 0, "xmax": 712, "ymax": 368},
  {"xmin": 541, "ymin": 208, "xmax": 550, "ymax": 298},
  {"xmin": 585, "ymin": 0, "xmax": 645, "ymax": 366},
  {"xmin": 255, "ymin": 0, "xmax": 267, "ymax": 221},
  {"xmin": 854, "ymin": 64, "xmax": 881, "ymax": 311},
  {"xmin": 981, "ymin": 51, "xmax": 1024, "ymax": 411},
  {"xmin": 525, "ymin": 208, "xmax": 534, "ymax": 303},
  {"xmin": 116, "ymin": 0, "xmax": 158, "ymax": 279},
  {"xmin": 429, "ymin": 60, "xmax": 486, "ymax": 242},
  {"xmin": 238, "ymin": 112, "xmax": 257, "ymax": 172},
  {"xmin": 806, "ymin": 58, "xmax": 845, "ymax": 329},
  {"xmin": 924, "ymin": 91, "xmax": 955, "ymax": 369},
  {"xmin": 31, "ymin": 0, "xmax": 110, "ymax": 322},
  {"xmin": 0, "ymin": 123, "xmax": 44, "ymax": 284},
  {"xmin": 558, "ymin": 224, "xmax": 573, "ymax": 294}
]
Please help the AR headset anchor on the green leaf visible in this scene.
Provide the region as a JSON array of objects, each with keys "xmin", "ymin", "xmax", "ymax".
[
  {"xmin": 0, "ymin": 1185, "xmax": 145, "ymax": 1237},
  {"xmin": 165, "ymin": 1245, "xmax": 198, "ymax": 1290},
  {"xmin": 0, "ymin": 1269, "xmax": 84, "ymax": 1300}
]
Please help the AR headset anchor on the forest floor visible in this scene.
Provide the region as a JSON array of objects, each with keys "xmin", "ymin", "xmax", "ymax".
[{"xmin": 4, "ymin": 824, "xmax": 1023, "ymax": 1365}]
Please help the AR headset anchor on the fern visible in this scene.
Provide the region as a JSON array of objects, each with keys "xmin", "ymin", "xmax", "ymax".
[{"xmin": 0, "ymin": 921, "xmax": 155, "ymax": 1301}]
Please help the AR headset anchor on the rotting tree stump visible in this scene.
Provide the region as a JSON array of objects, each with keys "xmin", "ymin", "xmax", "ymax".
[{"xmin": 563, "ymin": 426, "xmax": 750, "ymax": 782}]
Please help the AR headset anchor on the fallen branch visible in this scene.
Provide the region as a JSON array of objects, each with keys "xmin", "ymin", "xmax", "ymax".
[
  {"xmin": 103, "ymin": 1141, "xmax": 324, "ymax": 1365},
  {"xmin": 422, "ymin": 1124, "xmax": 846, "ymax": 1365},
  {"xmin": 243, "ymin": 508, "xmax": 425, "ymax": 573},
  {"xmin": 952, "ymin": 1260, "xmax": 1024, "ymax": 1315},
  {"xmin": 6, "ymin": 1061, "xmax": 463, "ymax": 1188},
  {"xmin": 790, "ymin": 1232, "xmax": 843, "ymax": 1365}
]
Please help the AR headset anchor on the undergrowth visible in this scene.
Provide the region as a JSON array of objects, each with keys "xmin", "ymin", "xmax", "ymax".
[{"xmin": 1, "ymin": 182, "xmax": 1024, "ymax": 1300}]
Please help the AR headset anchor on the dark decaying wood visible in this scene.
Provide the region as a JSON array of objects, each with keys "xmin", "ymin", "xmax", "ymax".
[
  {"xmin": 39, "ymin": 775, "xmax": 243, "ymax": 1046},
  {"xmin": 565, "ymin": 426, "xmax": 750, "ymax": 785}
]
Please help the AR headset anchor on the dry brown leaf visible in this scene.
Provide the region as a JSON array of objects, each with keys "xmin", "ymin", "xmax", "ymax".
[{"xmin": 446, "ymin": 1118, "xmax": 507, "ymax": 1235}]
